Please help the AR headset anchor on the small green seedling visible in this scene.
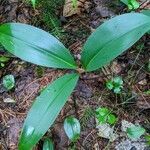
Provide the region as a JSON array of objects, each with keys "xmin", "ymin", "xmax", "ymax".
[
  {"xmin": 43, "ymin": 138, "xmax": 54, "ymax": 150},
  {"xmin": 145, "ymin": 135, "xmax": 150, "ymax": 146},
  {"xmin": 2, "ymin": 75, "xmax": 15, "ymax": 90},
  {"xmin": 106, "ymin": 76, "xmax": 123, "ymax": 94},
  {"xmin": 120, "ymin": 0, "xmax": 140, "ymax": 10},
  {"xmin": 96, "ymin": 107, "xmax": 117, "ymax": 125},
  {"xmin": 0, "ymin": 56, "xmax": 10, "ymax": 68},
  {"xmin": 72, "ymin": 0, "xmax": 78, "ymax": 9},
  {"xmin": 0, "ymin": 13, "xmax": 150, "ymax": 149},
  {"xmin": 30, "ymin": 0, "xmax": 36, "ymax": 8},
  {"xmin": 64, "ymin": 116, "xmax": 81, "ymax": 142},
  {"xmin": 126, "ymin": 125, "xmax": 145, "ymax": 139},
  {"xmin": 144, "ymin": 89, "xmax": 150, "ymax": 95}
]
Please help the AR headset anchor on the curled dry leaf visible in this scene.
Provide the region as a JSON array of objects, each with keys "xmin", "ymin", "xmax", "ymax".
[{"xmin": 63, "ymin": 0, "xmax": 90, "ymax": 17}]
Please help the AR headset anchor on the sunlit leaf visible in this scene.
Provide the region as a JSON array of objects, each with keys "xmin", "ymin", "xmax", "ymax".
[
  {"xmin": 81, "ymin": 13, "xmax": 150, "ymax": 71},
  {"xmin": 0, "ymin": 23, "xmax": 77, "ymax": 69},
  {"xmin": 43, "ymin": 138, "xmax": 54, "ymax": 150},
  {"xmin": 19, "ymin": 73, "xmax": 79, "ymax": 150},
  {"xmin": 64, "ymin": 116, "xmax": 81, "ymax": 142}
]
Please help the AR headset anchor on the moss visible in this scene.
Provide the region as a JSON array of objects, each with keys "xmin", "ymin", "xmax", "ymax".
[{"xmin": 34, "ymin": 0, "xmax": 65, "ymax": 39}]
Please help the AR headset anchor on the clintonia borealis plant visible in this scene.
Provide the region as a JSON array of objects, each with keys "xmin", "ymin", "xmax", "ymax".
[{"xmin": 0, "ymin": 13, "xmax": 150, "ymax": 149}]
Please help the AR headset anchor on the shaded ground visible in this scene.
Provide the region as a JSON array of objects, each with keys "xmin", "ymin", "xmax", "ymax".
[{"xmin": 0, "ymin": 0, "xmax": 150, "ymax": 149}]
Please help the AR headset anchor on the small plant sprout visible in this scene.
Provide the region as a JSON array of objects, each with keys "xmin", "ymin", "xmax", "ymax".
[
  {"xmin": 0, "ymin": 13, "xmax": 150, "ymax": 149},
  {"xmin": 145, "ymin": 135, "xmax": 150, "ymax": 146},
  {"xmin": 43, "ymin": 138, "xmax": 54, "ymax": 150},
  {"xmin": 71, "ymin": 0, "xmax": 78, "ymax": 9},
  {"xmin": 106, "ymin": 76, "xmax": 123, "ymax": 94},
  {"xmin": 120, "ymin": 0, "xmax": 140, "ymax": 10},
  {"xmin": 64, "ymin": 116, "xmax": 81, "ymax": 142},
  {"xmin": 2, "ymin": 74, "xmax": 15, "ymax": 90},
  {"xmin": 95, "ymin": 107, "xmax": 117, "ymax": 125},
  {"xmin": 0, "ymin": 56, "xmax": 10, "ymax": 68},
  {"xmin": 31, "ymin": 0, "xmax": 36, "ymax": 8}
]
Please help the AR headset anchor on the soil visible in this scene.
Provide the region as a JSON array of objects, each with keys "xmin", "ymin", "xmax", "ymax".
[{"xmin": 0, "ymin": 0, "xmax": 150, "ymax": 150}]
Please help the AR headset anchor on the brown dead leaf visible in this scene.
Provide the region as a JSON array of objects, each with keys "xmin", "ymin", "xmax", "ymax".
[{"xmin": 63, "ymin": 0, "xmax": 89, "ymax": 17}]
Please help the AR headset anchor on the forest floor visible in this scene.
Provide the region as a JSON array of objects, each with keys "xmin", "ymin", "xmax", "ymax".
[{"xmin": 0, "ymin": 0, "xmax": 150, "ymax": 149}]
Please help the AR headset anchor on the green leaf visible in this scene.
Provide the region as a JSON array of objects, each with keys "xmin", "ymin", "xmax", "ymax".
[
  {"xmin": 43, "ymin": 138, "xmax": 54, "ymax": 150},
  {"xmin": 130, "ymin": 0, "xmax": 139, "ymax": 9},
  {"xmin": 64, "ymin": 116, "xmax": 81, "ymax": 142},
  {"xmin": 0, "ymin": 56, "xmax": 10, "ymax": 62},
  {"xmin": 81, "ymin": 13, "xmax": 150, "ymax": 72},
  {"xmin": 142, "ymin": 10, "xmax": 150, "ymax": 17},
  {"xmin": 106, "ymin": 81, "xmax": 114, "ymax": 90},
  {"xmin": 72, "ymin": 0, "xmax": 78, "ymax": 8},
  {"xmin": 31, "ymin": 0, "xmax": 36, "ymax": 8},
  {"xmin": 0, "ymin": 23, "xmax": 77, "ymax": 69},
  {"xmin": 107, "ymin": 114, "xmax": 117, "ymax": 125},
  {"xmin": 3, "ymin": 74, "xmax": 15, "ymax": 90},
  {"xmin": 96, "ymin": 108, "xmax": 110, "ymax": 123},
  {"xmin": 120, "ymin": 0, "xmax": 128, "ymax": 6},
  {"xmin": 120, "ymin": 0, "xmax": 139, "ymax": 10},
  {"xmin": 19, "ymin": 73, "xmax": 79, "ymax": 150},
  {"xmin": 127, "ymin": 125, "xmax": 145, "ymax": 139}
]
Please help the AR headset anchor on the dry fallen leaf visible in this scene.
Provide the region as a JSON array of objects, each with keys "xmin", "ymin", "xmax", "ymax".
[{"xmin": 63, "ymin": 0, "xmax": 89, "ymax": 17}]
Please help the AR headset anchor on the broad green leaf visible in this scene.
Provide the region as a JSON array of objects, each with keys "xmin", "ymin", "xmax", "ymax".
[
  {"xmin": 81, "ymin": 13, "xmax": 150, "ymax": 72},
  {"xmin": 64, "ymin": 116, "xmax": 81, "ymax": 142},
  {"xmin": 0, "ymin": 23, "xmax": 77, "ymax": 69},
  {"xmin": 19, "ymin": 73, "xmax": 79, "ymax": 150},
  {"xmin": 142, "ymin": 10, "xmax": 150, "ymax": 34},
  {"xmin": 142, "ymin": 10, "xmax": 150, "ymax": 17},
  {"xmin": 127, "ymin": 125, "xmax": 145, "ymax": 139},
  {"xmin": 3, "ymin": 74, "xmax": 15, "ymax": 90},
  {"xmin": 43, "ymin": 138, "xmax": 54, "ymax": 150}
]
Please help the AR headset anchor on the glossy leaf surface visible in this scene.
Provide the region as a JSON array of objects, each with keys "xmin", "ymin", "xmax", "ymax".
[
  {"xmin": 0, "ymin": 23, "xmax": 77, "ymax": 69},
  {"xmin": 43, "ymin": 138, "xmax": 54, "ymax": 150},
  {"xmin": 81, "ymin": 13, "xmax": 150, "ymax": 71},
  {"xmin": 64, "ymin": 116, "xmax": 81, "ymax": 142},
  {"xmin": 19, "ymin": 73, "xmax": 79, "ymax": 150}
]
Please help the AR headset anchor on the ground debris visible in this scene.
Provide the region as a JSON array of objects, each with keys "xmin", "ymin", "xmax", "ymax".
[
  {"xmin": 63, "ymin": 0, "xmax": 91, "ymax": 17},
  {"xmin": 115, "ymin": 139, "xmax": 148, "ymax": 150}
]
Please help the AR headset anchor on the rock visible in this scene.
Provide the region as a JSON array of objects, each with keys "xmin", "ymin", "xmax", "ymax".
[
  {"xmin": 121, "ymin": 120, "xmax": 135, "ymax": 132},
  {"xmin": 138, "ymin": 79, "xmax": 147, "ymax": 85},
  {"xmin": 94, "ymin": 0, "xmax": 112, "ymax": 5},
  {"xmin": 7, "ymin": 117, "xmax": 23, "ymax": 149},
  {"xmin": 52, "ymin": 123, "xmax": 68, "ymax": 149},
  {"xmin": 3, "ymin": 98, "xmax": 16, "ymax": 103},
  {"xmin": 115, "ymin": 139, "xmax": 148, "ymax": 150},
  {"xmin": 75, "ymin": 81, "xmax": 92, "ymax": 99},
  {"xmin": 96, "ymin": 122, "xmax": 118, "ymax": 142},
  {"xmin": 8, "ymin": 0, "xmax": 18, "ymax": 3},
  {"xmin": 95, "ymin": 5, "xmax": 115, "ymax": 17}
]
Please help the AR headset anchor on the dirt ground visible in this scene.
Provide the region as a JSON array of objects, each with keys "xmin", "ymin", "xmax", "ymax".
[{"xmin": 0, "ymin": 0, "xmax": 150, "ymax": 150}]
